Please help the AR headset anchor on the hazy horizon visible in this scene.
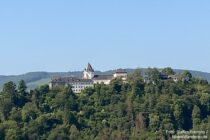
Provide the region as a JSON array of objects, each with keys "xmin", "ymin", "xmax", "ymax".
[{"xmin": 1, "ymin": 66, "xmax": 210, "ymax": 76}]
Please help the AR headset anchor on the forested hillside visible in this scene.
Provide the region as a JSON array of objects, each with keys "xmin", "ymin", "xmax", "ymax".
[{"xmin": 0, "ymin": 68, "xmax": 210, "ymax": 140}]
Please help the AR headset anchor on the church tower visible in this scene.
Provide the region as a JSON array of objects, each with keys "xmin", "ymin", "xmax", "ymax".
[{"xmin": 83, "ymin": 63, "xmax": 94, "ymax": 79}]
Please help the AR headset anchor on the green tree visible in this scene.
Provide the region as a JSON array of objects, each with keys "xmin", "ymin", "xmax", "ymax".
[
  {"xmin": 69, "ymin": 125, "xmax": 79, "ymax": 140},
  {"xmin": 18, "ymin": 80, "xmax": 27, "ymax": 95},
  {"xmin": 162, "ymin": 67, "xmax": 175, "ymax": 75},
  {"xmin": 2, "ymin": 81, "xmax": 16, "ymax": 95},
  {"xmin": 181, "ymin": 71, "xmax": 192, "ymax": 82},
  {"xmin": 21, "ymin": 102, "xmax": 39, "ymax": 122},
  {"xmin": 16, "ymin": 80, "xmax": 29, "ymax": 107},
  {"xmin": 145, "ymin": 68, "xmax": 161, "ymax": 83},
  {"xmin": 39, "ymin": 84, "xmax": 50, "ymax": 94},
  {"xmin": 0, "ymin": 120, "xmax": 22, "ymax": 140},
  {"xmin": 110, "ymin": 78, "xmax": 123, "ymax": 94},
  {"xmin": 199, "ymin": 93, "xmax": 210, "ymax": 116},
  {"xmin": 173, "ymin": 100, "xmax": 185, "ymax": 129},
  {"xmin": 9, "ymin": 107, "xmax": 21, "ymax": 122},
  {"xmin": 149, "ymin": 114, "xmax": 160, "ymax": 131},
  {"xmin": 47, "ymin": 126, "xmax": 69, "ymax": 140},
  {"xmin": 128, "ymin": 69, "xmax": 144, "ymax": 97},
  {"xmin": 0, "ymin": 98, "xmax": 14, "ymax": 120},
  {"xmin": 2, "ymin": 81, "xmax": 17, "ymax": 105},
  {"xmin": 192, "ymin": 105, "xmax": 201, "ymax": 129},
  {"xmin": 0, "ymin": 67, "xmax": 209, "ymax": 139}
]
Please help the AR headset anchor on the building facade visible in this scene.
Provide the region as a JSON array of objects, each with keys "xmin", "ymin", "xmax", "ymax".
[
  {"xmin": 83, "ymin": 63, "xmax": 128, "ymax": 85},
  {"xmin": 49, "ymin": 77, "xmax": 93, "ymax": 93},
  {"xmin": 49, "ymin": 63, "xmax": 128, "ymax": 93}
]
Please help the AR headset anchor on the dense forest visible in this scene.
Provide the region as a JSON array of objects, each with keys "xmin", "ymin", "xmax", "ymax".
[{"xmin": 0, "ymin": 68, "xmax": 209, "ymax": 140}]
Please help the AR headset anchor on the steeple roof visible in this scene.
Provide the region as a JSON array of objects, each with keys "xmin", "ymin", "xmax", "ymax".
[{"xmin": 86, "ymin": 63, "xmax": 94, "ymax": 72}]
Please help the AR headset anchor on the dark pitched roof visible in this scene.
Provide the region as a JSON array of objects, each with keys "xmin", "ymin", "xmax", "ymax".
[
  {"xmin": 51, "ymin": 77, "xmax": 93, "ymax": 83},
  {"xmin": 93, "ymin": 75, "xmax": 113, "ymax": 80},
  {"xmin": 168, "ymin": 75, "xmax": 180, "ymax": 79},
  {"xmin": 160, "ymin": 73, "xmax": 168, "ymax": 80},
  {"xmin": 115, "ymin": 69, "xmax": 127, "ymax": 74},
  {"xmin": 85, "ymin": 63, "xmax": 94, "ymax": 72}
]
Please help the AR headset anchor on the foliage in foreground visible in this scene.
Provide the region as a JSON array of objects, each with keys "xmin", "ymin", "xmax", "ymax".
[{"xmin": 0, "ymin": 68, "xmax": 210, "ymax": 140}]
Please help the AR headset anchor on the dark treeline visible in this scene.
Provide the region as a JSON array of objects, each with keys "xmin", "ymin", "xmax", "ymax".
[{"xmin": 0, "ymin": 68, "xmax": 210, "ymax": 140}]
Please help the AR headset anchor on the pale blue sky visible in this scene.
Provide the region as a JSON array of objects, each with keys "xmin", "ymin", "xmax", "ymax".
[{"xmin": 0, "ymin": 0, "xmax": 210, "ymax": 75}]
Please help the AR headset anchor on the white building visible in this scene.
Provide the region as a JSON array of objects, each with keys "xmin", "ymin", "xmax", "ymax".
[
  {"xmin": 49, "ymin": 77, "xmax": 93, "ymax": 93},
  {"xmin": 49, "ymin": 63, "xmax": 128, "ymax": 93},
  {"xmin": 113, "ymin": 69, "xmax": 128, "ymax": 81},
  {"xmin": 83, "ymin": 63, "xmax": 128, "ymax": 85},
  {"xmin": 92, "ymin": 75, "xmax": 113, "ymax": 85}
]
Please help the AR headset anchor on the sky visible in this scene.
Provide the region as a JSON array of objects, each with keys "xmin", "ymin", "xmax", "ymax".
[{"xmin": 0, "ymin": 0, "xmax": 210, "ymax": 75}]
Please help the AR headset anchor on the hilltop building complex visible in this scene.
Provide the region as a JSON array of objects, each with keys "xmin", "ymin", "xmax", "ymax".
[{"xmin": 49, "ymin": 63, "xmax": 128, "ymax": 93}]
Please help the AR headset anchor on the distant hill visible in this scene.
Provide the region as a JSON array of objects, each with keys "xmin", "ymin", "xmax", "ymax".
[{"xmin": 0, "ymin": 69, "xmax": 210, "ymax": 91}]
